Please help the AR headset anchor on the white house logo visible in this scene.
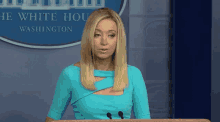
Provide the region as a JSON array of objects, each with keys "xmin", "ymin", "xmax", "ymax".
[
  {"xmin": 0, "ymin": 0, "xmax": 105, "ymax": 10},
  {"xmin": 0, "ymin": 0, "xmax": 127, "ymax": 48}
]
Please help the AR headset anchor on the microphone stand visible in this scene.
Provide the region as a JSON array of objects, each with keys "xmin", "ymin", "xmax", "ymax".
[
  {"xmin": 107, "ymin": 111, "xmax": 124, "ymax": 119},
  {"xmin": 118, "ymin": 111, "xmax": 124, "ymax": 119},
  {"xmin": 107, "ymin": 112, "xmax": 112, "ymax": 119}
]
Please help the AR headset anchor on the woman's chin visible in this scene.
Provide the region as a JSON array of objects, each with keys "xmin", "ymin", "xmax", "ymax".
[{"xmin": 96, "ymin": 55, "xmax": 111, "ymax": 60}]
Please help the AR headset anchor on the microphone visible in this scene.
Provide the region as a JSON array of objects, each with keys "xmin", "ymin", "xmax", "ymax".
[
  {"xmin": 107, "ymin": 112, "xmax": 112, "ymax": 119},
  {"xmin": 118, "ymin": 111, "xmax": 124, "ymax": 119}
]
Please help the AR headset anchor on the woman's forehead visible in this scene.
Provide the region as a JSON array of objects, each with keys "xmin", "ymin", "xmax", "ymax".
[
  {"xmin": 95, "ymin": 21, "xmax": 117, "ymax": 33},
  {"xmin": 96, "ymin": 19, "xmax": 117, "ymax": 27}
]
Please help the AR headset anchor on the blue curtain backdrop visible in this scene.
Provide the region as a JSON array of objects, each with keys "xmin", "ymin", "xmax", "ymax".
[{"xmin": 171, "ymin": 0, "xmax": 211, "ymax": 120}]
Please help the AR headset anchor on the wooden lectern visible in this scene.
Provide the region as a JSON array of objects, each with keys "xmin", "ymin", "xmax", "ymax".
[{"xmin": 52, "ymin": 119, "xmax": 211, "ymax": 122}]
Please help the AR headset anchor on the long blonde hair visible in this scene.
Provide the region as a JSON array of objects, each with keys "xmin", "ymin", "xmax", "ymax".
[{"xmin": 80, "ymin": 7, "xmax": 128, "ymax": 92}]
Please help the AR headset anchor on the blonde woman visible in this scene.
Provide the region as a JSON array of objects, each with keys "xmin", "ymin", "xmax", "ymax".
[{"xmin": 45, "ymin": 8, "xmax": 150, "ymax": 121}]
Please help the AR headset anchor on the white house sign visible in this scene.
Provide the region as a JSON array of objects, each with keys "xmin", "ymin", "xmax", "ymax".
[{"xmin": 0, "ymin": 0, "xmax": 127, "ymax": 48}]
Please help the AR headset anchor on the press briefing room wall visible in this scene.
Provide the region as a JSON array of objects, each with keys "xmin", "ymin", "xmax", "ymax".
[{"xmin": 1, "ymin": 0, "xmax": 178, "ymax": 121}]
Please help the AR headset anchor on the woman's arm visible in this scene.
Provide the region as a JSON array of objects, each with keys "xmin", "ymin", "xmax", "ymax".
[
  {"xmin": 45, "ymin": 117, "xmax": 55, "ymax": 122},
  {"xmin": 46, "ymin": 68, "xmax": 73, "ymax": 120},
  {"xmin": 132, "ymin": 66, "xmax": 151, "ymax": 119}
]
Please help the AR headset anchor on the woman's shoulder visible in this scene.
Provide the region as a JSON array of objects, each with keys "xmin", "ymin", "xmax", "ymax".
[
  {"xmin": 61, "ymin": 62, "xmax": 80, "ymax": 76},
  {"xmin": 64, "ymin": 63, "xmax": 138, "ymax": 73},
  {"xmin": 127, "ymin": 65, "xmax": 143, "ymax": 78},
  {"xmin": 73, "ymin": 62, "xmax": 80, "ymax": 68},
  {"xmin": 127, "ymin": 64, "xmax": 140, "ymax": 72}
]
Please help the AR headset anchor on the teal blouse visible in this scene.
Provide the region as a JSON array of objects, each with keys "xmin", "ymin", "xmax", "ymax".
[{"xmin": 47, "ymin": 64, "xmax": 151, "ymax": 120}]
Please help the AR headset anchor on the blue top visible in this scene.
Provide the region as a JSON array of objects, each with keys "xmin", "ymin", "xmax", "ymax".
[{"xmin": 47, "ymin": 64, "xmax": 151, "ymax": 120}]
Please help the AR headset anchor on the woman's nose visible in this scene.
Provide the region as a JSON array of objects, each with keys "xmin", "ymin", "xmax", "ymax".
[{"xmin": 101, "ymin": 35, "xmax": 108, "ymax": 45}]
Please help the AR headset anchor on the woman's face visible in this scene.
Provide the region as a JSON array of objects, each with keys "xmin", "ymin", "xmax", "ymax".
[{"xmin": 92, "ymin": 18, "xmax": 117, "ymax": 60}]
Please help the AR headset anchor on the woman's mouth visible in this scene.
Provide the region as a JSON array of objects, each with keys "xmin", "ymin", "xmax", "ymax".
[{"xmin": 100, "ymin": 49, "xmax": 108, "ymax": 53}]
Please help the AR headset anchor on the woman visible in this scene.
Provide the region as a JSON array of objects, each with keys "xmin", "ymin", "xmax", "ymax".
[{"xmin": 45, "ymin": 8, "xmax": 151, "ymax": 121}]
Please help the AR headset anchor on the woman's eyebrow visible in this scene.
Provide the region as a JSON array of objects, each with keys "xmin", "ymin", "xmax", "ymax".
[{"xmin": 95, "ymin": 29, "xmax": 116, "ymax": 32}]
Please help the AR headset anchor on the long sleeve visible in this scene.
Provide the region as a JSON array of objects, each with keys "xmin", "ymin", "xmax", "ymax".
[
  {"xmin": 132, "ymin": 66, "xmax": 151, "ymax": 119},
  {"xmin": 47, "ymin": 69, "xmax": 72, "ymax": 120}
]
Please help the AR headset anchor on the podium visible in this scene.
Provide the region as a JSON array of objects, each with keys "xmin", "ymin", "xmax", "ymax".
[{"xmin": 52, "ymin": 119, "xmax": 211, "ymax": 122}]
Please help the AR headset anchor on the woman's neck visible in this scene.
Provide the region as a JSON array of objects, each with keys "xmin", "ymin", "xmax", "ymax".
[{"xmin": 93, "ymin": 59, "xmax": 114, "ymax": 71}]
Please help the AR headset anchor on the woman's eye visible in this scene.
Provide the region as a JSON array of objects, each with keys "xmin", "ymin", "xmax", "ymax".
[
  {"xmin": 94, "ymin": 34, "xmax": 115, "ymax": 38},
  {"xmin": 109, "ymin": 34, "xmax": 115, "ymax": 38},
  {"xmin": 94, "ymin": 34, "xmax": 100, "ymax": 37}
]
